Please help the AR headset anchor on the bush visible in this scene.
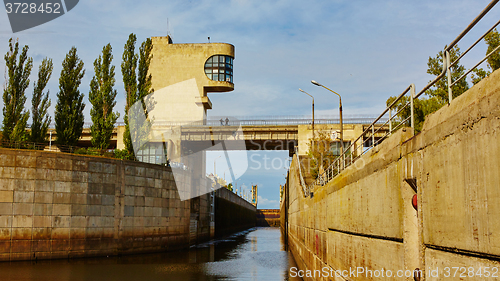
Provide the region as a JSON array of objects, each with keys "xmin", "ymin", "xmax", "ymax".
[
  {"xmin": 74, "ymin": 147, "xmax": 88, "ymax": 155},
  {"xmin": 86, "ymin": 147, "xmax": 102, "ymax": 156},
  {"xmin": 113, "ymin": 149, "xmax": 134, "ymax": 160}
]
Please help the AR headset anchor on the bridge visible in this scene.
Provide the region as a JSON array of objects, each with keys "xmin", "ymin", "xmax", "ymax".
[{"xmin": 46, "ymin": 116, "xmax": 389, "ymax": 157}]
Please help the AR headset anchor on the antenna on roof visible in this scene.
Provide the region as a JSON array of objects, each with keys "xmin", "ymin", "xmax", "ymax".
[{"xmin": 166, "ymin": 18, "xmax": 171, "ymax": 36}]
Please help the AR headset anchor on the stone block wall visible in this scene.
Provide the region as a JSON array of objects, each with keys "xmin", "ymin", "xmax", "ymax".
[{"xmin": 0, "ymin": 149, "xmax": 208, "ymax": 261}]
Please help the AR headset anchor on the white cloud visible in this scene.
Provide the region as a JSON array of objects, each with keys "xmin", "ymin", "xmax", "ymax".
[{"xmin": 257, "ymin": 195, "xmax": 279, "ymax": 209}]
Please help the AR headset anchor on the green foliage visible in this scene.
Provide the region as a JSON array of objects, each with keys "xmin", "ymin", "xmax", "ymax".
[
  {"xmin": 471, "ymin": 67, "xmax": 490, "ymax": 85},
  {"xmin": 73, "ymin": 147, "xmax": 115, "ymax": 158},
  {"xmin": 2, "ymin": 38, "xmax": 32, "ymax": 143},
  {"xmin": 386, "ymin": 95, "xmax": 442, "ymax": 133},
  {"xmin": 121, "ymin": 34, "xmax": 154, "ymax": 159},
  {"xmin": 30, "ymin": 58, "xmax": 53, "ymax": 143},
  {"xmin": 387, "ymin": 45, "xmax": 471, "ymax": 134},
  {"xmin": 307, "ymin": 131, "xmax": 336, "ymax": 178},
  {"xmin": 55, "ymin": 47, "xmax": 86, "ymax": 147},
  {"xmin": 73, "ymin": 147, "xmax": 88, "ymax": 155},
  {"xmin": 121, "ymin": 34, "xmax": 137, "ymax": 157},
  {"xmin": 470, "ymin": 28, "xmax": 500, "ymax": 85},
  {"xmin": 485, "ymin": 28, "xmax": 500, "ymax": 71},
  {"xmin": 113, "ymin": 148, "xmax": 135, "ymax": 160},
  {"xmin": 138, "ymin": 38, "xmax": 153, "ymax": 101},
  {"xmin": 426, "ymin": 45, "xmax": 469, "ymax": 104},
  {"xmin": 226, "ymin": 183, "xmax": 233, "ymax": 192},
  {"xmin": 89, "ymin": 43, "xmax": 120, "ymax": 150}
]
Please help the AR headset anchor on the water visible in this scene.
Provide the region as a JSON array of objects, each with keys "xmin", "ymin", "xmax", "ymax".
[{"xmin": 0, "ymin": 227, "xmax": 301, "ymax": 281}]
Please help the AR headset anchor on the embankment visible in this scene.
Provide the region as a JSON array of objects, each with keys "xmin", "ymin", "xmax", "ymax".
[{"xmin": 282, "ymin": 69, "xmax": 500, "ymax": 280}]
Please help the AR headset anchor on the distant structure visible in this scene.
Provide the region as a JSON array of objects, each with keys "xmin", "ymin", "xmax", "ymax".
[
  {"xmin": 280, "ymin": 184, "xmax": 284, "ymax": 203},
  {"xmin": 251, "ymin": 185, "xmax": 258, "ymax": 207}
]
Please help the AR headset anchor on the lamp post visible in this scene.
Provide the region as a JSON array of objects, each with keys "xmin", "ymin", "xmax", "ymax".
[
  {"xmin": 214, "ymin": 155, "xmax": 221, "ymax": 177},
  {"xmin": 223, "ymin": 167, "xmax": 232, "ymax": 182},
  {"xmin": 311, "ymin": 80, "xmax": 344, "ymax": 169},
  {"xmin": 299, "ymin": 88, "xmax": 314, "ymax": 139}
]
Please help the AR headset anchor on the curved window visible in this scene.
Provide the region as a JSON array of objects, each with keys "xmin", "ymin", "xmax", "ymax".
[{"xmin": 204, "ymin": 55, "xmax": 233, "ymax": 83}]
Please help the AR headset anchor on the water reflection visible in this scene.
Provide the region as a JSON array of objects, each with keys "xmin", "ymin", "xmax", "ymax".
[{"xmin": 0, "ymin": 227, "xmax": 301, "ymax": 281}]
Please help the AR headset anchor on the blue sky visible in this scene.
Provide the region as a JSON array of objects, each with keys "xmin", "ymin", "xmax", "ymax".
[{"xmin": 0, "ymin": 0, "xmax": 499, "ymax": 208}]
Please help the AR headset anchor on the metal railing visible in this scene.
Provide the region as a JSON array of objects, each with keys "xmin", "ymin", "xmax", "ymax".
[
  {"xmin": 300, "ymin": 0, "xmax": 500, "ymax": 197},
  {"xmin": 38, "ymin": 116, "xmax": 386, "ymax": 130},
  {"xmin": 294, "ymin": 145, "xmax": 310, "ymax": 197},
  {"xmin": 304, "ymin": 84, "xmax": 415, "ymax": 194},
  {"xmin": 0, "ymin": 140, "xmax": 84, "ymax": 153}
]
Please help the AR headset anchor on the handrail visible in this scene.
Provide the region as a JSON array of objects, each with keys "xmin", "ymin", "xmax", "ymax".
[
  {"xmin": 38, "ymin": 116, "xmax": 388, "ymax": 129},
  {"xmin": 294, "ymin": 146, "xmax": 310, "ymax": 197},
  {"xmin": 307, "ymin": 84, "xmax": 415, "ymax": 190},
  {"xmin": 445, "ymin": 0, "xmax": 499, "ymax": 52}
]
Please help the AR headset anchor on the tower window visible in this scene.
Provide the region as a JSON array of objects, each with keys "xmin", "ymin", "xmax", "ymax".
[{"xmin": 204, "ymin": 55, "xmax": 233, "ymax": 83}]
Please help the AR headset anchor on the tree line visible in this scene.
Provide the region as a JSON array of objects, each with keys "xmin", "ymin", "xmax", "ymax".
[
  {"xmin": 387, "ymin": 28, "xmax": 500, "ymax": 132},
  {"xmin": 1, "ymin": 33, "xmax": 152, "ymax": 160}
]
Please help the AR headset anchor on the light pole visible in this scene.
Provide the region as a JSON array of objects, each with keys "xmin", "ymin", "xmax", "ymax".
[
  {"xmin": 214, "ymin": 155, "xmax": 221, "ymax": 177},
  {"xmin": 311, "ymin": 80, "xmax": 344, "ymax": 169},
  {"xmin": 233, "ymin": 179, "xmax": 241, "ymax": 194},
  {"xmin": 299, "ymin": 88, "xmax": 314, "ymax": 139},
  {"xmin": 223, "ymin": 167, "xmax": 232, "ymax": 182}
]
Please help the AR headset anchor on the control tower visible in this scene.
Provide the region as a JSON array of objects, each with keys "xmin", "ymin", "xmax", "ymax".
[
  {"xmin": 148, "ymin": 36, "xmax": 235, "ymax": 122},
  {"xmin": 132, "ymin": 36, "xmax": 235, "ymax": 166}
]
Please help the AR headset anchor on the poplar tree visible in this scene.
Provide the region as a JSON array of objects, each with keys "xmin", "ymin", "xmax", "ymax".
[
  {"xmin": 54, "ymin": 47, "xmax": 85, "ymax": 147},
  {"xmin": 2, "ymin": 38, "xmax": 32, "ymax": 143},
  {"xmin": 89, "ymin": 43, "xmax": 119, "ymax": 150},
  {"xmin": 121, "ymin": 33, "xmax": 154, "ymax": 159},
  {"xmin": 30, "ymin": 58, "xmax": 53, "ymax": 143},
  {"xmin": 121, "ymin": 33, "xmax": 138, "ymax": 157}
]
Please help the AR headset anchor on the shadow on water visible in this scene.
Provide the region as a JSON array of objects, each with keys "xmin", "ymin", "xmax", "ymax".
[{"xmin": 0, "ymin": 227, "xmax": 302, "ymax": 281}]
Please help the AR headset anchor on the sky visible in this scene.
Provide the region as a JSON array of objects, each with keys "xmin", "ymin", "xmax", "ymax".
[{"xmin": 0, "ymin": 0, "xmax": 499, "ymax": 208}]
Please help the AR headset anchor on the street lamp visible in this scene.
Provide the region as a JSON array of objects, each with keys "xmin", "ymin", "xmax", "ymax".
[
  {"xmin": 299, "ymin": 88, "xmax": 315, "ymax": 139},
  {"xmin": 223, "ymin": 167, "xmax": 232, "ymax": 182},
  {"xmin": 311, "ymin": 80, "xmax": 344, "ymax": 169},
  {"xmin": 214, "ymin": 155, "xmax": 222, "ymax": 177}
]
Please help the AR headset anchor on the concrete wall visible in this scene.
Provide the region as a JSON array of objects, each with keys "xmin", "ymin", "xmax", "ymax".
[
  {"xmin": 214, "ymin": 187, "xmax": 256, "ymax": 237},
  {"xmin": 282, "ymin": 69, "xmax": 500, "ymax": 280},
  {"xmin": 149, "ymin": 36, "xmax": 234, "ymax": 116},
  {"xmin": 297, "ymin": 124, "xmax": 365, "ymax": 156},
  {"xmin": 0, "ymin": 149, "xmax": 212, "ymax": 261}
]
